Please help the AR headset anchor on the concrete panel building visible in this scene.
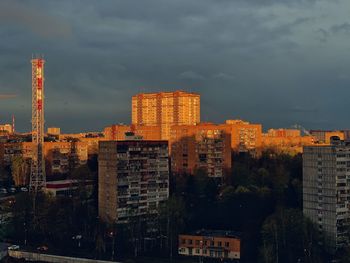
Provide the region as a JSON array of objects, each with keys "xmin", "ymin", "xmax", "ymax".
[
  {"xmin": 170, "ymin": 123, "xmax": 231, "ymax": 178},
  {"xmin": 98, "ymin": 140, "xmax": 169, "ymax": 223},
  {"xmin": 225, "ymin": 120, "xmax": 262, "ymax": 153},
  {"xmin": 132, "ymin": 91, "xmax": 200, "ymax": 140},
  {"xmin": 303, "ymin": 137, "xmax": 350, "ymax": 253}
]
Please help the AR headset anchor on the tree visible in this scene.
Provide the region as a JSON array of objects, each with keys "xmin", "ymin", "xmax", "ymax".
[
  {"xmin": 159, "ymin": 196, "xmax": 186, "ymax": 259},
  {"xmin": 11, "ymin": 155, "xmax": 27, "ymax": 186},
  {"xmin": 260, "ymin": 209, "xmax": 324, "ymax": 263}
]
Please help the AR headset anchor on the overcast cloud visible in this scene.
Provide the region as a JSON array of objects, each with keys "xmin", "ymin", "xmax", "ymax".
[{"xmin": 0, "ymin": 0, "xmax": 349, "ymax": 132}]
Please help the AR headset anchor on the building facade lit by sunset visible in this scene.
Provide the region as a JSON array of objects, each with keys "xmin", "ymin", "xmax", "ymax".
[
  {"xmin": 0, "ymin": 141, "xmax": 88, "ymax": 185},
  {"xmin": 170, "ymin": 123, "xmax": 231, "ymax": 178},
  {"xmin": 225, "ymin": 120, "xmax": 262, "ymax": 153},
  {"xmin": 310, "ymin": 130, "xmax": 345, "ymax": 144},
  {"xmin": 132, "ymin": 91, "xmax": 200, "ymax": 140},
  {"xmin": 104, "ymin": 124, "xmax": 161, "ymax": 141},
  {"xmin": 261, "ymin": 128, "xmax": 314, "ymax": 155},
  {"xmin": 0, "ymin": 124, "xmax": 13, "ymax": 135}
]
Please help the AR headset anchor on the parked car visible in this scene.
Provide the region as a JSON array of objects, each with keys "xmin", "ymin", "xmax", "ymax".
[
  {"xmin": 0, "ymin": 188, "xmax": 8, "ymax": 194},
  {"xmin": 37, "ymin": 245, "xmax": 48, "ymax": 251},
  {"xmin": 20, "ymin": 187, "xmax": 28, "ymax": 192},
  {"xmin": 9, "ymin": 187, "xmax": 16, "ymax": 193},
  {"xmin": 8, "ymin": 245, "xmax": 20, "ymax": 250}
]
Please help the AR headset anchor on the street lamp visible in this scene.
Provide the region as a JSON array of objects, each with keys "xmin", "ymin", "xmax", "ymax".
[{"xmin": 109, "ymin": 230, "xmax": 115, "ymax": 261}]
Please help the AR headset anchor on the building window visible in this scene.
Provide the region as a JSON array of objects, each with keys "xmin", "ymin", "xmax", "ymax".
[
  {"xmin": 188, "ymin": 239, "xmax": 193, "ymax": 245},
  {"xmin": 195, "ymin": 240, "xmax": 200, "ymax": 246},
  {"xmin": 181, "ymin": 239, "xmax": 186, "ymax": 244},
  {"xmin": 225, "ymin": 242, "xmax": 229, "ymax": 247},
  {"xmin": 210, "ymin": 241, "xmax": 214, "ymax": 246},
  {"xmin": 218, "ymin": 241, "xmax": 222, "ymax": 247}
]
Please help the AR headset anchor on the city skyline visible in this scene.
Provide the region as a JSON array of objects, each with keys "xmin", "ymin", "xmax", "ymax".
[{"xmin": 1, "ymin": 0, "xmax": 350, "ymax": 132}]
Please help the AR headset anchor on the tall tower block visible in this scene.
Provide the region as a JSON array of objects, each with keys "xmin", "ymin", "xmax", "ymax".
[{"xmin": 29, "ymin": 57, "xmax": 46, "ymax": 192}]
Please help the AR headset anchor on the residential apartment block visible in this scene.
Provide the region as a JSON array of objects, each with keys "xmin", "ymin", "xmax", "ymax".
[
  {"xmin": 262, "ymin": 128, "xmax": 314, "ymax": 154},
  {"xmin": 104, "ymin": 124, "xmax": 161, "ymax": 141},
  {"xmin": 0, "ymin": 124, "xmax": 13, "ymax": 134},
  {"xmin": 303, "ymin": 137, "xmax": 350, "ymax": 252},
  {"xmin": 170, "ymin": 123, "xmax": 231, "ymax": 178},
  {"xmin": 0, "ymin": 141, "xmax": 88, "ymax": 184},
  {"xmin": 178, "ymin": 230, "xmax": 241, "ymax": 260},
  {"xmin": 225, "ymin": 120, "xmax": 262, "ymax": 153},
  {"xmin": 310, "ymin": 130, "xmax": 345, "ymax": 144},
  {"xmin": 98, "ymin": 140, "xmax": 169, "ymax": 223},
  {"xmin": 132, "ymin": 90, "xmax": 200, "ymax": 140}
]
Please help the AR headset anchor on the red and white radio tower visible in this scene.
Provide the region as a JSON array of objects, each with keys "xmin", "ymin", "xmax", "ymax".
[{"xmin": 29, "ymin": 57, "xmax": 46, "ymax": 192}]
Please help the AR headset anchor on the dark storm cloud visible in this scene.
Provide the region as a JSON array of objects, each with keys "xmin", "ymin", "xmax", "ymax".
[
  {"xmin": 0, "ymin": 0, "xmax": 72, "ymax": 39},
  {"xmin": 330, "ymin": 23, "xmax": 350, "ymax": 34},
  {"xmin": 0, "ymin": 0, "xmax": 349, "ymax": 132}
]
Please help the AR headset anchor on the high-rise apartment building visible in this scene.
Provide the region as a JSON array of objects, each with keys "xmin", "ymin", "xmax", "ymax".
[
  {"xmin": 132, "ymin": 91, "xmax": 200, "ymax": 140},
  {"xmin": 98, "ymin": 140, "xmax": 169, "ymax": 223},
  {"xmin": 170, "ymin": 123, "xmax": 231, "ymax": 178},
  {"xmin": 303, "ymin": 137, "xmax": 350, "ymax": 252}
]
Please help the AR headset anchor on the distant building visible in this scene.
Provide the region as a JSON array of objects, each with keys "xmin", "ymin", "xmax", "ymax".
[
  {"xmin": 45, "ymin": 179, "xmax": 93, "ymax": 197},
  {"xmin": 104, "ymin": 124, "xmax": 161, "ymax": 141},
  {"xmin": 170, "ymin": 123, "xmax": 231, "ymax": 178},
  {"xmin": 98, "ymin": 140, "xmax": 169, "ymax": 223},
  {"xmin": 310, "ymin": 130, "xmax": 345, "ymax": 144},
  {"xmin": 303, "ymin": 137, "xmax": 350, "ymax": 253},
  {"xmin": 262, "ymin": 128, "xmax": 314, "ymax": 154},
  {"xmin": 44, "ymin": 141, "xmax": 88, "ymax": 175},
  {"xmin": 132, "ymin": 90, "xmax": 200, "ymax": 140},
  {"xmin": 344, "ymin": 130, "xmax": 350, "ymax": 141},
  {"xmin": 47, "ymin": 127, "xmax": 61, "ymax": 136},
  {"xmin": 0, "ymin": 124, "xmax": 13, "ymax": 134},
  {"xmin": 225, "ymin": 120, "xmax": 262, "ymax": 153},
  {"xmin": 0, "ymin": 141, "xmax": 88, "ymax": 180},
  {"xmin": 178, "ymin": 230, "xmax": 241, "ymax": 260}
]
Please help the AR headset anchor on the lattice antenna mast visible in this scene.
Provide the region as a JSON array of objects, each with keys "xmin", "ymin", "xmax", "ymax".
[{"xmin": 29, "ymin": 57, "xmax": 46, "ymax": 192}]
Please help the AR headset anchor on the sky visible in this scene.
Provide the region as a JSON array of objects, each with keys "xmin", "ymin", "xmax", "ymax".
[{"xmin": 0, "ymin": 0, "xmax": 349, "ymax": 133}]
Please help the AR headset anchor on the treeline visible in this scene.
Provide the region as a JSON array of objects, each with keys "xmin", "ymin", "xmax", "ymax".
[{"xmin": 169, "ymin": 151, "xmax": 326, "ymax": 262}]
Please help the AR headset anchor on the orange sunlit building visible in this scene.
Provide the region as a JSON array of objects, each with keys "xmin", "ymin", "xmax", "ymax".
[
  {"xmin": 178, "ymin": 230, "xmax": 241, "ymax": 260},
  {"xmin": 104, "ymin": 124, "xmax": 161, "ymax": 141},
  {"xmin": 0, "ymin": 124, "xmax": 13, "ymax": 134},
  {"xmin": 132, "ymin": 90, "xmax": 200, "ymax": 140},
  {"xmin": 170, "ymin": 123, "xmax": 231, "ymax": 178},
  {"xmin": 261, "ymin": 129, "xmax": 314, "ymax": 154},
  {"xmin": 225, "ymin": 120, "xmax": 262, "ymax": 153},
  {"xmin": 309, "ymin": 130, "xmax": 345, "ymax": 144},
  {"xmin": 1, "ymin": 141, "xmax": 88, "ymax": 185}
]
